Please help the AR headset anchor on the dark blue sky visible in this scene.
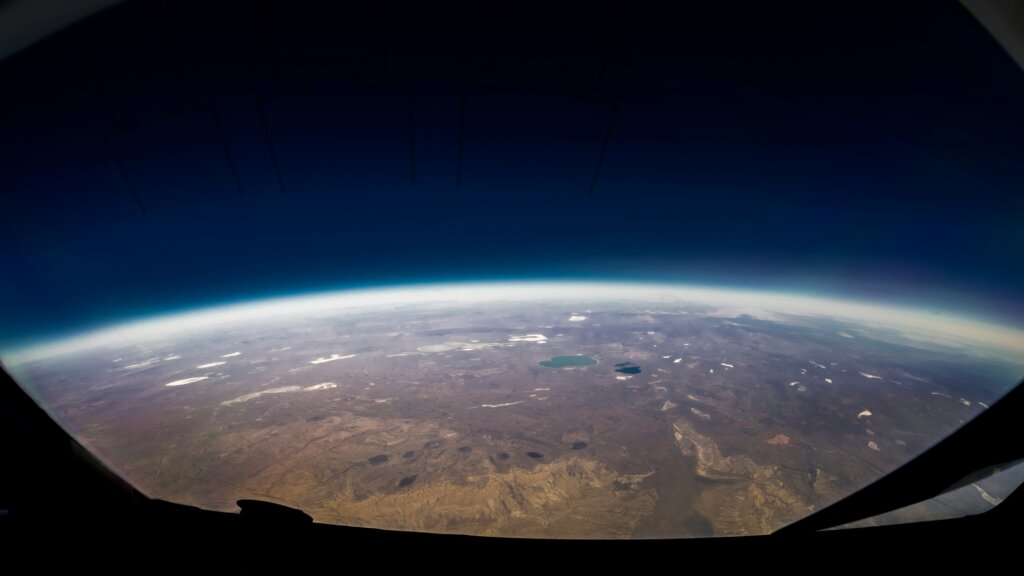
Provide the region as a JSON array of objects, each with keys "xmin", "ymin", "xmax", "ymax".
[{"xmin": 1, "ymin": 0, "xmax": 1023, "ymax": 347}]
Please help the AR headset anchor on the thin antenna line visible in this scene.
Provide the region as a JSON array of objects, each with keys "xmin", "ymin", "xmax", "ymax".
[
  {"xmin": 408, "ymin": 89, "xmax": 416, "ymax": 184},
  {"xmin": 588, "ymin": 103, "xmax": 618, "ymax": 195},
  {"xmin": 104, "ymin": 134, "xmax": 146, "ymax": 214},
  {"xmin": 456, "ymin": 89, "xmax": 467, "ymax": 186},
  {"xmin": 257, "ymin": 101, "xmax": 285, "ymax": 193},
  {"xmin": 209, "ymin": 106, "xmax": 245, "ymax": 196}
]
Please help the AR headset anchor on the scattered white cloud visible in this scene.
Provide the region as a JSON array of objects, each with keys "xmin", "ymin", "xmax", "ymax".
[
  {"xmin": 417, "ymin": 343, "xmax": 467, "ymax": 353},
  {"xmin": 222, "ymin": 386, "xmax": 301, "ymax": 406},
  {"xmin": 481, "ymin": 401, "xmax": 523, "ymax": 408},
  {"xmin": 124, "ymin": 358, "xmax": 160, "ymax": 369},
  {"xmin": 221, "ymin": 352, "xmax": 241, "ymax": 358},
  {"xmin": 165, "ymin": 376, "xmax": 208, "ymax": 387},
  {"xmin": 310, "ymin": 353, "xmax": 356, "ymax": 364},
  {"xmin": 197, "ymin": 361, "xmax": 226, "ymax": 369},
  {"xmin": 304, "ymin": 382, "xmax": 337, "ymax": 391},
  {"xmin": 458, "ymin": 342, "xmax": 507, "ymax": 351},
  {"xmin": 508, "ymin": 334, "xmax": 547, "ymax": 342},
  {"xmin": 569, "ymin": 314, "xmax": 587, "ymax": 322}
]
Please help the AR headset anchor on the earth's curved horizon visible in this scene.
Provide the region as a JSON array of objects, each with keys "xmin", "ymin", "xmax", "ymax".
[{"xmin": 4, "ymin": 282, "xmax": 1023, "ymax": 537}]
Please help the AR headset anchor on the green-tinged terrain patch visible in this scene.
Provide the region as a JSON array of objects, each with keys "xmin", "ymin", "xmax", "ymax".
[{"xmin": 540, "ymin": 355, "xmax": 597, "ymax": 368}]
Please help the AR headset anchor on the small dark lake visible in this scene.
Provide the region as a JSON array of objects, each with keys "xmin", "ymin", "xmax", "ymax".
[{"xmin": 614, "ymin": 361, "xmax": 641, "ymax": 374}]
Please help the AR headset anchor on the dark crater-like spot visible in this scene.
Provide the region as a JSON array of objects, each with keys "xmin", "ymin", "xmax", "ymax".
[
  {"xmin": 497, "ymin": 452, "xmax": 510, "ymax": 460},
  {"xmin": 402, "ymin": 451, "xmax": 415, "ymax": 459},
  {"xmin": 398, "ymin": 475, "xmax": 417, "ymax": 488},
  {"xmin": 423, "ymin": 440, "xmax": 442, "ymax": 449},
  {"xmin": 306, "ymin": 415, "xmax": 325, "ymax": 422},
  {"xmin": 570, "ymin": 441, "xmax": 588, "ymax": 450},
  {"xmin": 368, "ymin": 454, "xmax": 389, "ymax": 465},
  {"xmin": 614, "ymin": 362, "xmax": 642, "ymax": 375},
  {"xmin": 526, "ymin": 451, "xmax": 544, "ymax": 459},
  {"xmin": 457, "ymin": 446, "xmax": 472, "ymax": 453}
]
